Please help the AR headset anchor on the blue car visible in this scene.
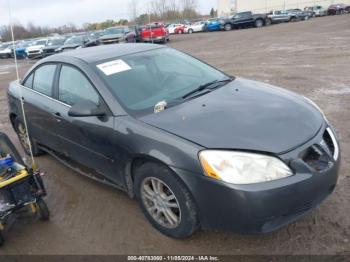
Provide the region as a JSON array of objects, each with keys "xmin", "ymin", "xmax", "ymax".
[
  {"xmin": 14, "ymin": 41, "xmax": 31, "ymax": 59},
  {"xmin": 204, "ymin": 19, "xmax": 222, "ymax": 31}
]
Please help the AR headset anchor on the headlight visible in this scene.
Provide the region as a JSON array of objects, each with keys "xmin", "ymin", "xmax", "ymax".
[
  {"xmin": 199, "ymin": 151, "xmax": 293, "ymax": 185},
  {"xmin": 303, "ymin": 96, "xmax": 327, "ymax": 121}
]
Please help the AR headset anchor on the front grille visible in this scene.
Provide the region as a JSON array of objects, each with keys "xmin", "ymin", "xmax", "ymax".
[
  {"xmin": 302, "ymin": 145, "xmax": 331, "ymax": 172},
  {"xmin": 43, "ymin": 49, "xmax": 55, "ymax": 54},
  {"xmin": 301, "ymin": 127, "xmax": 339, "ymax": 172}
]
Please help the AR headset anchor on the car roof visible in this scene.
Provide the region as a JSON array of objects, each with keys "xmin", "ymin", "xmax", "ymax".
[{"xmin": 44, "ymin": 43, "xmax": 165, "ymax": 64}]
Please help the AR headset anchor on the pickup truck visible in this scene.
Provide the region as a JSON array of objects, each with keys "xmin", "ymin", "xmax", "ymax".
[
  {"xmin": 219, "ymin": 11, "xmax": 269, "ymax": 31},
  {"xmin": 141, "ymin": 23, "xmax": 170, "ymax": 43},
  {"xmin": 267, "ymin": 10, "xmax": 300, "ymax": 24}
]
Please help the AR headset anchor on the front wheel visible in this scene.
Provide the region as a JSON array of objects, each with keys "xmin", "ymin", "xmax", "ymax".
[
  {"xmin": 224, "ymin": 23, "xmax": 232, "ymax": 31},
  {"xmin": 188, "ymin": 29, "xmax": 194, "ymax": 34},
  {"xmin": 134, "ymin": 162, "xmax": 199, "ymax": 239},
  {"xmin": 265, "ymin": 18, "xmax": 272, "ymax": 26}
]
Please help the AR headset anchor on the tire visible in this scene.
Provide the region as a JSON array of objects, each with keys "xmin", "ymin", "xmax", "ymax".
[
  {"xmin": 0, "ymin": 231, "xmax": 4, "ymax": 246},
  {"xmin": 224, "ymin": 23, "xmax": 232, "ymax": 31},
  {"xmin": 290, "ymin": 16, "xmax": 297, "ymax": 22},
  {"xmin": 178, "ymin": 30, "xmax": 183, "ymax": 34},
  {"xmin": 14, "ymin": 118, "xmax": 43, "ymax": 157},
  {"xmin": 255, "ymin": 19, "xmax": 264, "ymax": 28},
  {"xmin": 265, "ymin": 18, "xmax": 272, "ymax": 26},
  {"xmin": 188, "ymin": 29, "xmax": 194, "ymax": 34},
  {"xmin": 134, "ymin": 162, "xmax": 199, "ymax": 239},
  {"xmin": 304, "ymin": 16, "xmax": 310, "ymax": 21},
  {"xmin": 36, "ymin": 198, "xmax": 50, "ymax": 221}
]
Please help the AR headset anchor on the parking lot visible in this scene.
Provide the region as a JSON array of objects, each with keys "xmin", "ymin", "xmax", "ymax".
[{"xmin": 0, "ymin": 14, "xmax": 349, "ymax": 255}]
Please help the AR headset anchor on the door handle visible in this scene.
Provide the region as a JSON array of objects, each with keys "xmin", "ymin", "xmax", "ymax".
[{"xmin": 54, "ymin": 112, "xmax": 63, "ymax": 122}]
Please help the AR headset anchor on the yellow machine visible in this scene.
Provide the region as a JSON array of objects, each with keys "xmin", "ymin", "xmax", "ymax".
[{"xmin": 0, "ymin": 132, "xmax": 49, "ymax": 246}]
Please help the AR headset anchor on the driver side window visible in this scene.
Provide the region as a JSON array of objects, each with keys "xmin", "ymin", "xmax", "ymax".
[{"xmin": 58, "ymin": 65, "xmax": 99, "ymax": 106}]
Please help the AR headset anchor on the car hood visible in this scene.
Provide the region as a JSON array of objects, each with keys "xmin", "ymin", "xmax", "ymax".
[
  {"xmin": 43, "ymin": 45, "xmax": 61, "ymax": 50},
  {"xmin": 62, "ymin": 44, "xmax": 81, "ymax": 49},
  {"xmin": 100, "ymin": 34, "xmax": 124, "ymax": 40},
  {"xmin": 26, "ymin": 45, "xmax": 44, "ymax": 51},
  {"xmin": 0, "ymin": 48, "xmax": 12, "ymax": 53},
  {"xmin": 139, "ymin": 78, "xmax": 324, "ymax": 154}
]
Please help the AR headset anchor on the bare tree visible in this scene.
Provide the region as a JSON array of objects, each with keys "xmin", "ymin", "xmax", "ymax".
[{"xmin": 129, "ymin": 0, "xmax": 139, "ymax": 21}]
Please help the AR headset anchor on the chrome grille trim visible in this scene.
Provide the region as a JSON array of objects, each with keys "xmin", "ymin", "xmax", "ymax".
[{"xmin": 326, "ymin": 127, "xmax": 339, "ymax": 161}]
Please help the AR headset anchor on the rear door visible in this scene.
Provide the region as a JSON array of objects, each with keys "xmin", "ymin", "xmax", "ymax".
[
  {"xmin": 21, "ymin": 63, "xmax": 62, "ymax": 150},
  {"xmin": 233, "ymin": 12, "xmax": 253, "ymax": 26}
]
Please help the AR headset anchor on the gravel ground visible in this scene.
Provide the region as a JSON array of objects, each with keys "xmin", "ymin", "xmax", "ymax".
[{"xmin": 0, "ymin": 14, "xmax": 349, "ymax": 255}]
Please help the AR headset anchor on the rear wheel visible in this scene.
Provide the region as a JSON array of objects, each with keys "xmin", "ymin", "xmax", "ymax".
[
  {"xmin": 0, "ymin": 230, "xmax": 5, "ymax": 247},
  {"xmin": 14, "ymin": 118, "xmax": 43, "ymax": 157},
  {"xmin": 0, "ymin": 231, "xmax": 4, "ymax": 246},
  {"xmin": 255, "ymin": 19, "xmax": 264, "ymax": 28},
  {"xmin": 188, "ymin": 29, "xmax": 194, "ymax": 34},
  {"xmin": 134, "ymin": 162, "xmax": 199, "ymax": 239}
]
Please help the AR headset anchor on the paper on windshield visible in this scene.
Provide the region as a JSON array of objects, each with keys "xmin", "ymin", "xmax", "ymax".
[{"xmin": 97, "ymin": 59, "xmax": 131, "ymax": 76}]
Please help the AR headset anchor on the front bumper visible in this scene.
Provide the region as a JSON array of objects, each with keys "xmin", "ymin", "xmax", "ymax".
[
  {"xmin": 26, "ymin": 51, "xmax": 43, "ymax": 58},
  {"xmin": 101, "ymin": 38, "xmax": 124, "ymax": 45},
  {"xmin": 174, "ymin": 124, "xmax": 340, "ymax": 233},
  {"xmin": 143, "ymin": 36, "xmax": 166, "ymax": 42}
]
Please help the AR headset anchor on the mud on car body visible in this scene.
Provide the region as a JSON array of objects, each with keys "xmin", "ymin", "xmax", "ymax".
[{"xmin": 7, "ymin": 44, "xmax": 340, "ymax": 238}]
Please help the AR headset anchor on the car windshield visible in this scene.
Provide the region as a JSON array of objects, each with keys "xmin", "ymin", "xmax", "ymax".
[
  {"xmin": 105, "ymin": 28, "xmax": 124, "ymax": 34},
  {"xmin": 0, "ymin": 43, "xmax": 11, "ymax": 49},
  {"xmin": 47, "ymin": 38, "xmax": 65, "ymax": 46},
  {"xmin": 16, "ymin": 42, "xmax": 30, "ymax": 48},
  {"xmin": 32, "ymin": 40, "xmax": 47, "ymax": 45},
  {"xmin": 65, "ymin": 36, "xmax": 84, "ymax": 45},
  {"xmin": 95, "ymin": 48, "xmax": 230, "ymax": 115}
]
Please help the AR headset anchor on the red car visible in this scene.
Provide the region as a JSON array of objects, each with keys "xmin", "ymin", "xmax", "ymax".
[{"xmin": 141, "ymin": 23, "xmax": 170, "ymax": 43}]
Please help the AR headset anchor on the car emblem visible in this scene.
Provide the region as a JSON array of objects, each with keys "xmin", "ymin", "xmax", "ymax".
[{"xmin": 154, "ymin": 101, "xmax": 167, "ymax": 113}]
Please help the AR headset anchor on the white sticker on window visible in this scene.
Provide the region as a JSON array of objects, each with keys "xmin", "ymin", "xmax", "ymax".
[{"xmin": 97, "ymin": 59, "xmax": 131, "ymax": 76}]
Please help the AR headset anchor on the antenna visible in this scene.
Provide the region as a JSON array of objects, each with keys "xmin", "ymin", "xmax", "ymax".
[{"xmin": 7, "ymin": 0, "xmax": 36, "ymax": 170}]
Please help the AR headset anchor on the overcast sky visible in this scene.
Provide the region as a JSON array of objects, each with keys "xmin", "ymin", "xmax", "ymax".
[{"xmin": 0, "ymin": 0, "xmax": 218, "ymax": 27}]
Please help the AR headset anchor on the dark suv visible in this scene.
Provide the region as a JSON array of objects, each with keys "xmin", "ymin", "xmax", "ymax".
[{"xmin": 219, "ymin": 11, "xmax": 269, "ymax": 31}]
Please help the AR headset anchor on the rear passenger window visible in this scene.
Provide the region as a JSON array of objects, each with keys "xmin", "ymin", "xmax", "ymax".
[
  {"xmin": 33, "ymin": 65, "xmax": 56, "ymax": 96},
  {"xmin": 23, "ymin": 73, "xmax": 33, "ymax": 88},
  {"xmin": 58, "ymin": 66, "xmax": 99, "ymax": 106}
]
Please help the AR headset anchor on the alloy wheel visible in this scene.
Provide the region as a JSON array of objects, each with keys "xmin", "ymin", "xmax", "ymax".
[
  {"xmin": 141, "ymin": 177, "xmax": 181, "ymax": 229},
  {"xmin": 17, "ymin": 123, "xmax": 31, "ymax": 153}
]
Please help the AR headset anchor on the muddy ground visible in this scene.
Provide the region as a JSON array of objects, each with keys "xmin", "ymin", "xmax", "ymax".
[{"xmin": 0, "ymin": 14, "xmax": 349, "ymax": 255}]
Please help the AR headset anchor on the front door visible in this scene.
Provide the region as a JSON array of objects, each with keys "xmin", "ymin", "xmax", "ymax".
[{"xmin": 50, "ymin": 64, "xmax": 123, "ymax": 185}]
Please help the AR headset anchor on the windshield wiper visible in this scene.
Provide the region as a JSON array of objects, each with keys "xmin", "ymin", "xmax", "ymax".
[{"xmin": 182, "ymin": 78, "xmax": 233, "ymax": 100}]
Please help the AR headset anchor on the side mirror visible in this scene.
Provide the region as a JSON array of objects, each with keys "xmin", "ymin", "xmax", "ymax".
[{"xmin": 68, "ymin": 100, "xmax": 105, "ymax": 117}]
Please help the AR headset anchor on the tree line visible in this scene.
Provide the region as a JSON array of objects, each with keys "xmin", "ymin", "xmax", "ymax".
[{"xmin": 1, "ymin": 0, "xmax": 218, "ymax": 42}]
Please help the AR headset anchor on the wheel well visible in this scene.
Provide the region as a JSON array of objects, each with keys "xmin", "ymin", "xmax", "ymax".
[
  {"xmin": 126, "ymin": 156, "xmax": 189, "ymax": 199},
  {"xmin": 126, "ymin": 156, "xmax": 200, "ymax": 226}
]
